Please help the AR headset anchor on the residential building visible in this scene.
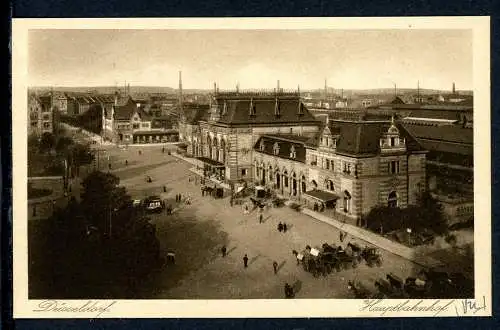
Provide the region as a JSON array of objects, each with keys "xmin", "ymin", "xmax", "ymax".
[
  {"xmin": 102, "ymin": 95, "xmax": 178, "ymax": 144},
  {"xmin": 28, "ymin": 94, "xmax": 54, "ymax": 135}
]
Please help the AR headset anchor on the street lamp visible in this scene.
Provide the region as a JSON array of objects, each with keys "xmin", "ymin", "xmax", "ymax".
[{"xmin": 406, "ymin": 227, "xmax": 412, "ymax": 246}]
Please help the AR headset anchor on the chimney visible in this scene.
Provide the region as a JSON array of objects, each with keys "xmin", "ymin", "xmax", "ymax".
[
  {"xmin": 277, "ymin": 80, "xmax": 280, "ymax": 93},
  {"xmin": 452, "ymin": 82, "xmax": 456, "ymax": 94},
  {"xmin": 178, "ymin": 71, "xmax": 183, "ymax": 114},
  {"xmin": 324, "ymin": 78, "xmax": 327, "ymax": 100},
  {"xmin": 236, "ymin": 81, "xmax": 240, "ymax": 93}
]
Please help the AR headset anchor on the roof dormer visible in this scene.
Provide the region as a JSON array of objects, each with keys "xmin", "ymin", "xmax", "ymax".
[
  {"xmin": 259, "ymin": 139, "xmax": 265, "ymax": 152},
  {"xmin": 273, "ymin": 142, "xmax": 280, "ymax": 155},
  {"xmin": 274, "ymin": 98, "xmax": 281, "ymax": 117},
  {"xmin": 249, "ymin": 98, "xmax": 256, "ymax": 117},
  {"xmin": 380, "ymin": 116, "xmax": 406, "ymax": 152}
]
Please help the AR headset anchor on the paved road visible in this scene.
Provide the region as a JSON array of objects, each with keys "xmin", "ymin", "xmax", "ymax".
[{"xmin": 110, "ymin": 146, "xmax": 421, "ymax": 299}]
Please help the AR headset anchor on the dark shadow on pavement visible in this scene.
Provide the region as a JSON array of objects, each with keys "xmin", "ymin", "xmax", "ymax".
[
  {"xmin": 277, "ymin": 260, "xmax": 287, "ymax": 272},
  {"xmin": 292, "ymin": 280, "xmax": 302, "ymax": 295},
  {"xmin": 226, "ymin": 246, "xmax": 237, "ymax": 256},
  {"xmin": 249, "ymin": 254, "xmax": 261, "ymax": 266}
]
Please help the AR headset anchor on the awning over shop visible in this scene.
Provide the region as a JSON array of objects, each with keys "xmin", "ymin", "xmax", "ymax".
[
  {"xmin": 303, "ymin": 189, "xmax": 339, "ymax": 202},
  {"xmin": 196, "ymin": 157, "xmax": 225, "ymax": 167}
]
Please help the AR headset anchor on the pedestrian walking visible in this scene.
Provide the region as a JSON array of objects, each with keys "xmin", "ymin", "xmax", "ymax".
[
  {"xmin": 202, "ymin": 188, "xmax": 205, "ymax": 197},
  {"xmin": 259, "ymin": 213, "xmax": 263, "ymax": 224},
  {"xmin": 230, "ymin": 198, "xmax": 234, "ymax": 207},
  {"xmin": 178, "ymin": 194, "xmax": 182, "ymax": 202},
  {"xmin": 163, "ymin": 186, "xmax": 167, "ymax": 193},
  {"xmin": 162, "ymin": 147, "xmax": 165, "ymax": 153},
  {"xmin": 273, "ymin": 261, "xmax": 278, "ymax": 274},
  {"xmin": 284, "ymin": 283, "xmax": 294, "ymax": 298},
  {"xmin": 138, "ymin": 150, "xmax": 142, "ymax": 155},
  {"xmin": 292, "ymin": 250, "xmax": 300, "ymax": 265},
  {"xmin": 278, "ymin": 222, "xmax": 283, "ymax": 232},
  {"xmin": 125, "ymin": 160, "xmax": 128, "ymax": 166},
  {"xmin": 243, "ymin": 254, "xmax": 249, "ymax": 268},
  {"xmin": 108, "ymin": 163, "xmax": 112, "ymax": 170},
  {"xmin": 221, "ymin": 246, "xmax": 227, "ymax": 257},
  {"xmin": 283, "ymin": 223, "xmax": 288, "ymax": 233}
]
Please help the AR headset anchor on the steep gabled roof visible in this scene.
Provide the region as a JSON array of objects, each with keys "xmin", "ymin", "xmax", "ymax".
[
  {"xmin": 330, "ymin": 120, "xmax": 425, "ymax": 157},
  {"xmin": 114, "ymin": 97, "xmax": 151, "ymax": 121},
  {"xmin": 213, "ymin": 95, "xmax": 319, "ymax": 125}
]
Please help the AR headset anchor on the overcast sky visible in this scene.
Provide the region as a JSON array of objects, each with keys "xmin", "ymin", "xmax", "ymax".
[{"xmin": 28, "ymin": 29, "xmax": 472, "ymax": 91}]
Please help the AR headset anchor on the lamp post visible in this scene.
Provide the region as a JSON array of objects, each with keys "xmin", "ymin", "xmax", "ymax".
[{"xmin": 406, "ymin": 227, "xmax": 412, "ymax": 246}]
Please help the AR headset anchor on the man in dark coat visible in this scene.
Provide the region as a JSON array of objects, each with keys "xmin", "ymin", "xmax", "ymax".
[
  {"xmin": 283, "ymin": 223, "xmax": 288, "ymax": 233},
  {"xmin": 243, "ymin": 254, "xmax": 249, "ymax": 268},
  {"xmin": 221, "ymin": 246, "xmax": 227, "ymax": 257},
  {"xmin": 278, "ymin": 222, "xmax": 283, "ymax": 232},
  {"xmin": 273, "ymin": 261, "xmax": 278, "ymax": 274},
  {"xmin": 259, "ymin": 213, "xmax": 263, "ymax": 223}
]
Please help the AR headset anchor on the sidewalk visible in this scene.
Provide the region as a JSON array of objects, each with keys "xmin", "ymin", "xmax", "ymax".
[{"xmin": 298, "ymin": 206, "xmax": 444, "ymax": 269}]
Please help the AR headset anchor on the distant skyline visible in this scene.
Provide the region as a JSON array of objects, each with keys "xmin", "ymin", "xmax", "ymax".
[{"xmin": 28, "ymin": 29, "xmax": 472, "ymax": 91}]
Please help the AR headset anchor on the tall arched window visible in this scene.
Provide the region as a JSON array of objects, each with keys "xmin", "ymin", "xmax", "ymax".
[
  {"xmin": 311, "ymin": 180, "xmax": 318, "ymax": 189},
  {"xmin": 301, "ymin": 175, "xmax": 307, "ymax": 193},
  {"xmin": 213, "ymin": 138, "xmax": 219, "ymax": 161},
  {"xmin": 275, "ymin": 168, "xmax": 281, "ymax": 188},
  {"xmin": 388, "ymin": 191, "xmax": 398, "ymax": 208},
  {"xmin": 343, "ymin": 190, "xmax": 351, "ymax": 213},
  {"xmin": 325, "ymin": 180, "xmax": 334, "ymax": 191},
  {"xmin": 283, "ymin": 170, "xmax": 289, "ymax": 188},
  {"xmin": 207, "ymin": 135, "xmax": 212, "ymax": 158},
  {"xmin": 292, "ymin": 172, "xmax": 297, "ymax": 196},
  {"xmin": 220, "ymin": 139, "xmax": 226, "ymax": 163},
  {"xmin": 268, "ymin": 165, "xmax": 273, "ymax": 182}
]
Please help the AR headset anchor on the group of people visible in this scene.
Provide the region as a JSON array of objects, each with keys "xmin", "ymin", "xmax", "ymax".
[
  {"xmin": 313, "ymin": 202, "xmax": 325, "ymax": 212},
  {"xmin": 277, "ymin": 222, "xmax": 289, "ymax": 233}
]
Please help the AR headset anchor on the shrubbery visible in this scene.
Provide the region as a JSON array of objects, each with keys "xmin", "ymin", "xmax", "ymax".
[{"xmin": 363, "ymin": 191, "xmax": 448, "ymax": 238}]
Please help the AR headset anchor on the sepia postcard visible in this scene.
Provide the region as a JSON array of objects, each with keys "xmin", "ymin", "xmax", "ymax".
[{"xmin": 12, "ymin": 17, "xmax": 491, "ymax": 318}]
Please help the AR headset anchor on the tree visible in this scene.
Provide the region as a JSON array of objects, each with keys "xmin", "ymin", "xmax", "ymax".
[
  {"xmin": 55, "ymin": 136, "xmax": 74, "ymax": 154},
  {"xmin": 415, "ymin": 191, "xmax": 447, "ymax": 235},
  {"xmin": 80, "ymin": 171, "xmax": 132, "ymax": 234},
  {"xmin": 69, "ymin": 143, "xmax": 95, "ymax": 176},
  {"xmin": 39, "ymin": 132, "xmax": 56, "ymax": 153}
]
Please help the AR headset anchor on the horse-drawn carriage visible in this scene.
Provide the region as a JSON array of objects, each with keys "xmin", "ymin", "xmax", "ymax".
[
  {"xmin": 360, "ymin": 246, "xmax": 383, "ymax": 267},
  {"xmin": 300, "ymin": 243, "xmax": 359, "ymax": 277},
  {"xmin": 202, "ymin": 186, "xmax": 224, "ymax": 199},
  {"xmin": 371, "ymin": 270, "xmax": 472, "ymax": 299}
]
